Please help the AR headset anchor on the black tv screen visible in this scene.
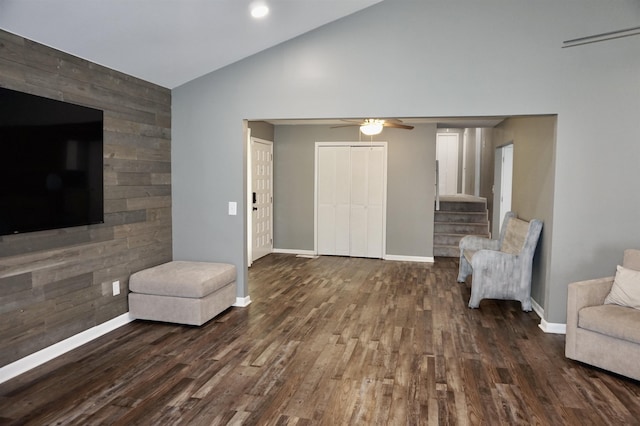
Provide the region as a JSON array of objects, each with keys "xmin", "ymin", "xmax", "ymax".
[{"xmin": 0, "ymin": 87, "xmax": 104, "ymax": 236}]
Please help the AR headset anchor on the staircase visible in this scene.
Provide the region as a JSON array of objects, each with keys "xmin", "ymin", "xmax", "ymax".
[{"xmin": 434, "ymin": 195, "xmax": 490, "ymax": 258}]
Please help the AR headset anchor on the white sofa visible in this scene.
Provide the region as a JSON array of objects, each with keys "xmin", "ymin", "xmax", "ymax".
[{"xmin": 566, "ymin": 249, "xmax": 640, "ymax": 381}]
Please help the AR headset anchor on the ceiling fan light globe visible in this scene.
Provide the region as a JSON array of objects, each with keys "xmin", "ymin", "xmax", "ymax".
[{"xmin": 360, "ymin": 122, "xmax": 383, "ymax": 136}]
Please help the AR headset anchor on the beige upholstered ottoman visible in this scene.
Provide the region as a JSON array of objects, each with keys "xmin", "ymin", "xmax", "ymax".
[{"xmin": 128, "ymin": 261, "xmax": 237, "ymax": 326}]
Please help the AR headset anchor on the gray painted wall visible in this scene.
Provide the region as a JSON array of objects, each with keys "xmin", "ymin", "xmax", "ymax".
[
  {"xmin": 479, "ymin": 128, "xmax": 496, "ymax": 226},
  {"xmin": 273, "ymin": 124, "xmax": 435, "ymax": 257},
  {"xmin": 249, "ymin": 121, "xmax": 274, "ymax": 141},
  {"xmin": 462, "ymin": 128, "xmax": 477, "ymax": 195},
  {"xmin": 172, "ymin": 0, "xmax": 640, "ymax": 324},
  {"xmin": 492, "ymin": 116, "xmax": 557, "ymax": 309}
]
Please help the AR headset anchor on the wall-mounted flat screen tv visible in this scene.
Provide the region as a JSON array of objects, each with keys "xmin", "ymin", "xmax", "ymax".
[{"xmin": 0, "ymin": 87, "xmax": 104, "ymax": 236}]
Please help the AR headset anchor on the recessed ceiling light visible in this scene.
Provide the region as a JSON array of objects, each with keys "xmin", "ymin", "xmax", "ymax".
[{"xmin": 251, "ymin": 3, "xmax": 269, "ymax": 19}]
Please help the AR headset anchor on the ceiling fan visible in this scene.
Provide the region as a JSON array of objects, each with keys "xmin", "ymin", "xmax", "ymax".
[{"xmin": 332, "ymin": 118, "xmax": 414, "ymax": 135}]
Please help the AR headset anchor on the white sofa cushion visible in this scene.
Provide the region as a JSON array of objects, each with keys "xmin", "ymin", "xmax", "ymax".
[
  {"xmin": 130, "ymin": 261, "xmax": 236, "ymax": 298},
  {"xmin": 604, "ymin": 265, "xmax": 640, "ymax": 310},
  {"xmin": 579, "ymin": 304, "xmax": 640, "ymax": 345}
]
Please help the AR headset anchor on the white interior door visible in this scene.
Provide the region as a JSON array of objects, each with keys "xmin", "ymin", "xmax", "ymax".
[
  {"xmin": 436, "ymin": 133, "xmax": 460, "ymax": 195},
  {"xmin": 498, "ymin": 144, "xmax": 513, "ymax": 232},
  {"xmin": 251, "ymin": 138, "xmax": 273, "ymax": 262}
]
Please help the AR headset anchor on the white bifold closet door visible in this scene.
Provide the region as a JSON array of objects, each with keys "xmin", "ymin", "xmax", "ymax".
[
  {"xmin": 317, "ymin": 146, "xmax": 351, "ymax": 256},
  {"xmin": 317, "ymin": 145, "xmax": 385, "ymax": 259}
]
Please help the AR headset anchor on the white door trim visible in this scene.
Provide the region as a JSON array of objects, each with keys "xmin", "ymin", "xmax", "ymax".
[
  {"xmin": 247, "ymin": 127, "xmax": 253, "ymax": 266},
  {"xmin": 461, "ymin": 130, "xmax": 468, "ymax": 193},
  {"xmin": 248, "ymin": 136, "xmax": 274, "ymax": 265},
  {"xmin": 314, "ymin": 141, "xmax": 388, "ymax": 259}
]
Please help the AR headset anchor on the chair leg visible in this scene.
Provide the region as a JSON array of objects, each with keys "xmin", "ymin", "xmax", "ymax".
[
  {"xmin": 468, "ymin": 283, "xmax": 482, "ymax": 308},
  {"xmin": 520, "ymin": 298, "xmax": 532, "ymax": 312},
  {"xmin": 457, "ymin": 256, "xmax": 472, "ymax": 283}
]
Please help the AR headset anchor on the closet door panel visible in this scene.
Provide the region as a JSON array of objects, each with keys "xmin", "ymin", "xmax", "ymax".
[
  {"xmin": 350, "ymin": 147, "xmax": 385, "ymax": 258},
  {"xmin": 366, "ymin": 147, "xmax": 384, "ymax": 257},
  {"xmin": 317, "ymin": 146, "xmax": 350, "ymax": 255},
  {"xmin": 367, "ymin": 148, "xmax": 385, "ymax": 205},
  {"xmin": 333, "ymin": 148, "xmax": 351, "ymax": 255},
  {"xmin": 349, "ymin": 147, "xmax": 368, "ymax": 257},
  {"xmin": 366, "ymin": 204, "xmax": 384, "ymax": 257},
  {"xmin": 317, "ymin": 147, "xmax": 334, "ymax": 255},
  {"xmin": 350, "ymin": 148, "xmax": 367, "ymax": 206},
  {"xmin": 349, "ymin": 205, "xmax": 367, "ymax": 257},
  {"xmin": 317, "ymin": 204, "xmax": 335, "ymax": 255}
]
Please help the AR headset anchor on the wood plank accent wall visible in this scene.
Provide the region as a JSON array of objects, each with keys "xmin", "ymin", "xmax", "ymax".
[{"xmin": 0, "ymin": 30, "xmax": 172, "ymax": 367}]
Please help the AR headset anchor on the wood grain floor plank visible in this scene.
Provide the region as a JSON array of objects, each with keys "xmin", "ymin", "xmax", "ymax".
[{"xmin": 1, "ymin": 254, "xmax": 639, "ymax": 425}]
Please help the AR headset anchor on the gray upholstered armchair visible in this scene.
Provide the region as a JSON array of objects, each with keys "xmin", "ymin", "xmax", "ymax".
[{"xmin": 457, "ymin": 211, "xmax": 543, "ymax": 311}]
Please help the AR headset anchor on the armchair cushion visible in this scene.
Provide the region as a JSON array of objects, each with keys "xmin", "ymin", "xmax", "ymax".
[
  {"xmin": 501, "ymin": 217, "xmax": 529, "ymax": 254},
  {"xmin": 604, "ymin": 265, "xmax": 640, "ymax": 310}
]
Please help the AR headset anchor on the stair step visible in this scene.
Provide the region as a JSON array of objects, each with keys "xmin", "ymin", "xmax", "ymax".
[
  {"xmin": 434, "ymin": 196, "xmax": 489, "ymax": 257},
  {"xmin": 434, "ymin": 210, "xmax": 488, "ymax": 223},
  {"xmin": 434, "ymin": 233, "xmax": 489, "ymax": 246},
  {"xmin": 437, "ymin": 200, "xmax": 486, "ymax": 212},
  {"xmin": 434, "ymin": 222, "xmax": 489, "ymax": 234},
  {"xmin": 433, "ymin": 245, "xmax": 460, "ymax": 257}
]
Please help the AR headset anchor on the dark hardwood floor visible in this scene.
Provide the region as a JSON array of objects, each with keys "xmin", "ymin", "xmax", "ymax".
[{"xmin": 1, "ymin": 254, "xmax": 639, "ymax": 425}]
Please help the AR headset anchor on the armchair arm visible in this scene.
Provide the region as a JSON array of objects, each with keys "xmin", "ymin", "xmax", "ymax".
[
  {"xmin": 470, "ymin": 249, "xmax": 519, "ymax": 273},
  {"xmin": 459, "ymin": 235, "xmax": 500, "ymax": 252},
  {"xmin": 568, "ymin": 276, "xmax": 614, "ymax": 310},
  {"xmin": 466, "ymin": 250, "xmax": 522, "ymax": 309},
  {"xmin": 565, "ymin": 276, "xmax": 614, "ymax": 359}
]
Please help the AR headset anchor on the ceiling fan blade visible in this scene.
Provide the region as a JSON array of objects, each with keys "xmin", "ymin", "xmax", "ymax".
[
  {"xmin": 331, "ymin": 119, "xmax": 366, "ymax": 128},
  {"xmin": 331, "ymin": 124, "xmax": 360, "ymax": 128},
  {"xmin": 384, "ymin": 122, "xmax": 414, "ymax": 130},
  {"xmin": 331, "ymin": 118, "xmax": 413, "ymax": 130}
]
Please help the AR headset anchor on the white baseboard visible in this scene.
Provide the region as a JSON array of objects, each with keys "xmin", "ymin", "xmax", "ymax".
[
  {"xmin": 532, "ymin": 298, "xmax": 566, "ymax": 334},
  {"xmin": 384, "ymin": 254, "xmax": 435, "ymax": 263},
  {"xmin": 538, "ymin": 318, "xmax": 566, "ymax": 334},
  {"xmin": 234, "ymin": 296, "xmax": 252, "ymax": 307},
  {"xmin": 0, "ymin": 312, "xmax": 134, "ymax": 385},
  {"xmin": 273, "ymin": 250, "xmax": 435, "ymax": 263},
  {"xmin": 272, "ymin": 248, "xmax": 316, "ymax": 256},
  {"xmin": 531, "ymin": 298, "xmax": 544, "ymax": 319}
]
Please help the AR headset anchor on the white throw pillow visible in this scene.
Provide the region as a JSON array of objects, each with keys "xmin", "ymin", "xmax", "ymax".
[{"xmin": 604, "ymin": 265, "xmax": 640, "ymax": 310}]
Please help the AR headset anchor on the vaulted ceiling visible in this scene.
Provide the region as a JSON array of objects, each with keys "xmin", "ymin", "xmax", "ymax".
[{"xmin": 0, "ymin": 0, "xmax": 382, "ymax": 89}]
